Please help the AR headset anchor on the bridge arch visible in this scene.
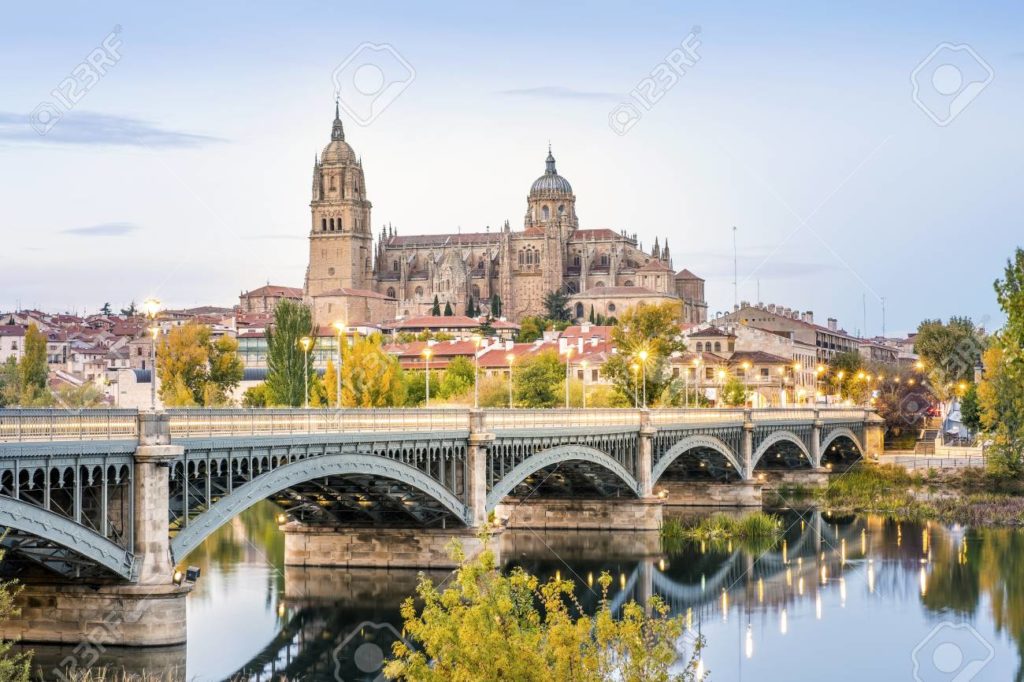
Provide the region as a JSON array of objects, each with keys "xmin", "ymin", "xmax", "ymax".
[
  {"xmin": 652, "ymin": 434, "xmax": 743, "ymax": 484},
  {"xmin": 752, "ymin": 430, "xmax": 812, "ymax": 469},
  {"xmin": 0, "ymin": 497, "xmax": 134, "ymax": 580},
  {"xmin": 170, "ymin": 454, "xmax": 471, "ymax": 564},
  {"xmin": 485, "ymin": 444, "xmax": 641, "ymax": 511},
  {"xmin": 820, "ymin": 427, "xmax": 864, "ymax": 457}
]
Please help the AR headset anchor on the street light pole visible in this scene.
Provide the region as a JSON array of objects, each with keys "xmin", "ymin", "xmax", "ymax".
[
  {"xmin": 472, "ymin": 334, "xmax": 482, "ymax": 409},
  {"xmin": 506, "ymin": 354, "xmax": 515, "ymax": 408},
  {"xmin": 564, "ymin": 346, "xmax": 573, "ymax": 409},
  {"xmin": 638, "ymin": 350, "xmax": 649, "ymax": 407},
  {"xmin": 333, "ymin": 321, "xmax": 345, "ymax": 409},
  {"xmin": 631, "ymin": 363, "xmax": 640, "ymax": 409},
  {"xmin": 423, "ymin": 347, "xmax": 433, "ymax": 406},
  {"xmin": 300, "ymin": 336, "xmax": 313, "ymax": 409},
  {"xmin": 141, "ymin": 298, "xmax": 161, "ymax": 411},
  {"xmin": 581, "ymin": 360, "xmax": 589, "ymax": 409}
]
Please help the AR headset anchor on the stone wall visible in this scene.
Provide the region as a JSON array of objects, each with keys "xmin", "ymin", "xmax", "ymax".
[
  {"xmin": 283, "ymin": 525, "xmax": 497, "ymax": 569},
  {"xmin": 1, "ymin": 582, "xmax": 189, "ymax": 647},
  {"xmin": 655, "ymin": 481, "xmax": 762, "ymax": 507},
  {"xmin": 758, "ymin": 469, "xmax": 829, "ymax": 491},
  {"xmin": 494, "ymin": 498, "xmax": 662, "ymax": 531}
]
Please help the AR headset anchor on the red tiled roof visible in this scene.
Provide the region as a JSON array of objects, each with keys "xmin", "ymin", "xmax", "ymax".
[
  {"xmin": 0, "ymin": 325, "xmax": 25, "ymax": 337},
  {"xmin": 688, "ymin": 326, "xmax": 736, "ymax": 339},
  {"xmin": 569, "ymin": 228, "xmax": 622, "ymax": 241},
  {"xmin": 391, "ymin": 315, "xmax": 481, "ymax": 330},
  {"xmin": 675, "ymin": 269, "xmax": 703, "ymax": 280},
  {"xmin": 241, "ymin": 285, "xmax": 303, "ymax": 298},
  {"xmin": 728, "ymin": 350, "xmax": 790, "ymax": 365}
]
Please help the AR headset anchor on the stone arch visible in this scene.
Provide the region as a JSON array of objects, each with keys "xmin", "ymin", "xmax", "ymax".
[
  {"xmin": 820, "ymin": 427, "xmax": 864, "ymax": 456},
  {"xmin": 575, "ymin": 303, "xmax": 585, "ymax": 319},
  {"xmin": 752, "ymin": 430, "xmax": 812, "ymax": 468},
  {"xmin": 170, "ymin": 454, "xmax": 470, "ymax": 564},
  {"xmin": 386, "ymin": 287, "xmax": 397, "ymax": 299},
  {"xmin": 651, "ymin": 434, "xmax": 743, "ymax": 483},
  {"xmin": 485, "ymin": 444, "xmax": 641, "ymax": 510}
]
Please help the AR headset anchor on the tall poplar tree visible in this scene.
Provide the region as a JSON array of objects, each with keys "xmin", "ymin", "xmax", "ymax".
[{"xmin": 265, "ymin": 300, "xmax": 316, "ymax": 407}]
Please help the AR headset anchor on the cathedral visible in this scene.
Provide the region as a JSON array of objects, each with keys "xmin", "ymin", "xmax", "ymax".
[{"xmin": 304, "ymin": 106, "xmax": 707, "ymax": 326}]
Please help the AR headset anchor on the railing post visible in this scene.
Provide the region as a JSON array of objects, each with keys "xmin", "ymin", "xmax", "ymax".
[
  {"xmin": 467, "ymin": 409, "xmax": 494, "ymax": 527},
  {"xmin": 742, "ymin": 409, "xmax": 754, "ymax": 480},
  {"xmin": 638, "ymin": 409, "xmax": 655, "ymax": 497}
]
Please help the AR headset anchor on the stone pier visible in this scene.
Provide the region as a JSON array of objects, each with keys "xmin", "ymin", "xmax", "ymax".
[
  {"xmin": 494, "ymin": 497, "xmax": 663, "ymax": 531},
  {"xmin": 655, "ymin": 480, "xmax": 762, "ymax": 507},
  {"xmin": 283, "ymin": 524, "xmax": 500, "ymax": 569}
]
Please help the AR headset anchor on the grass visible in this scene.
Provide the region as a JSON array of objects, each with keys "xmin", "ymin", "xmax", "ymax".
[
  {"xmin": 816, "ymin": 463, "xmax": 1024, "ymax": 526},
  {"xmin": 47, "ymin": 670, "xmax": 181, "ymax": 682},
  {"xmin": 661, "ymin": 512, "xmax": 782, "ymax": 543}
]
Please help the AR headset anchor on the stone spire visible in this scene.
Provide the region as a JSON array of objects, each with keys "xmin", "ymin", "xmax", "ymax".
[
  {"xmin": 545, "ymin": 144, "xmax": 557, "ymax": 175},
  {"xmin": 652, "ymin": 237, "xmax": 661, "ymax": 259},
  {"xmin": 331, "ymin": 100, "xmax": 345, "ymax": 141}
]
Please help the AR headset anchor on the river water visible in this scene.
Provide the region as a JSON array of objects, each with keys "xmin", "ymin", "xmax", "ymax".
[{"xmin": 23, "ymin": 502, "xmax": 1024, "ymax": 680}]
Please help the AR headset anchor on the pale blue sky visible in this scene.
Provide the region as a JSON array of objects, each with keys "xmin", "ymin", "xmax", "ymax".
[{"xmin": 2, "ymin": 1, "xmax": 1022, "ymax": 335}]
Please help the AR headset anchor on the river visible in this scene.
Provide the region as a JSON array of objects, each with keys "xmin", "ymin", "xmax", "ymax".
[{"xmin": 22, "ymin": 502, "xmax": 1024, "ymax": 680}]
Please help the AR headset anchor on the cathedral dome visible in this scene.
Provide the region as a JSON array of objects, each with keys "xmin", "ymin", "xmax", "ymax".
[
  {"xmin": 321, "ymin": 102, "xmax": 357, "ymax": 165},
  {"xmin": 529, "ymin": 148, "xmax": 572, "ymax": 195}
]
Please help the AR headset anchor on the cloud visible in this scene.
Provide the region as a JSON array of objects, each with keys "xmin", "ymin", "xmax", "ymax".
[
  {"xmin": 498, "ymin": 86, "xmax": 619, "ymax": 101},
  {"xmin": 0, "ymin": 111, "xmax": 223, "ymax": 147},
  {"xmin": 62, "ymin": 222, "xmax": 140, "ymax": 237}
]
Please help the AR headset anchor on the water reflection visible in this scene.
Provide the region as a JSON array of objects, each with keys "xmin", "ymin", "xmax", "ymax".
[{"xmin": 20, "ymin": 507, "xmax": 1024, "ymax": 681}]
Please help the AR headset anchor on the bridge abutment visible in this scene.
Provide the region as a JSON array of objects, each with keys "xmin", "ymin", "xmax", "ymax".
[
  {"xmin": 864, "ymin": 411, "xmax": 885, "ymax": 457},
  {"xmin": 654, "ymin": 480, "xmax": 762, "ymax": 507},
  {"xmin": 283, "ymin": 524, "xmax": 500, "ymax": 569}
]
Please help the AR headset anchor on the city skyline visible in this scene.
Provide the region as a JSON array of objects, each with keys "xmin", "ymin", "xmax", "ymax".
[{"xmin": 3, "ymin": 1, "xmax": 1023, "ymax": 335}]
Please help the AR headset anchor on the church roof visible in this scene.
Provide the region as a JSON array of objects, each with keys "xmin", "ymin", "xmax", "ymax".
[
  {"xmin": 572, "ymin": 286, "xmax": 678, "ymax": 298},
  {"xmin": 675, "ymin": 269, "xmax": 704, "ymax": 281},
  {"xmin": 637, "ymin": 259, "xmax": 673, "ymax": 272},
  {"xmin": 568, "ymin": 228, "xmax": 622, "ymax": 241},
  {"xmin": 320, "ymin": 102, "xmax": 357, "ymax": 165},
  {"xmin": 242, "ymin": 285, "xmax": 303, "ymax": 298},
  {"xmin": 529, "ymin": 147, "xmax": 573, "ymax": 195},
  {"xmin": 316, "ymin": 287, "xmax": 392, "ymax": 300},
  {"xmin": 385, "ymin": 232, "xmax": 499, "ymax": 247}
]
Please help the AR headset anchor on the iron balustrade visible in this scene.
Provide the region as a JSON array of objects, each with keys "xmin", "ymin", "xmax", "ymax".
[
  {"xmin": 0, "ymin": 406, "xmax": 871, "ymax": 442},
  {"xmin": 0, "ymin": 408, "xmax": 139, "ymax": 443},
  {"xmin": 166, "ymin": 408, "xmax": 470, "ymax": 438}
]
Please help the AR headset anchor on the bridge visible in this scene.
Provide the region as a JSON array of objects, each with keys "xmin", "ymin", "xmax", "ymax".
[{"xmin": 0, "ymin": 406, "xmax": 880, "ymax": 646}]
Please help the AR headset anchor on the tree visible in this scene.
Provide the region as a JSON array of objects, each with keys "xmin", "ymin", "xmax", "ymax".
[
  {"xmin": 589, "ymin": 305, "xmax": 596, "ymax": 324},
  {"xmin": 0, "ymin": 547, "xmax": 31, "ymax": 681},
  {"xmin": 490, "ymin": 293, "xmax": 503, "ymax": 318},
  {"xmin": 265, "ymin": 300, "xmax": 315, "ymax": 407},
  {"xmin": 15, "ymin": 325, "xmax": 50, "ymax": 406},
  {"xmin": 517, "ymin": 316, "xmax": 546, "ymax": 343},
  {"xmin": 156, "ymin": 324, "xmax": 243, "ymax": 407},
  {"xmin": 0, "ymin": 358, "xmax": 18, "ymax": 407},
  {"xmin": 120, "ymin": 300, "xmax": 138, "ymax": 317},
  {"xmin": 960, "ymin": 383, "xmax": 982, "ymax": 434},
  {"xmin": 56, "ymin": 382, "xmax": 105, "ymax": 408},
  {"xmin": 322, "ymin": 358, "xmax": 339, "ymax": 407},
  {"xmin": 542, "ymin": 290, "xmax": 571, "ymax": 322},
  {"xmin": 339, "ymin": 334, "xmax": 407, "ymax": 407},
  {"xmin": 720, "ymin": 375, "xmax": 748, "ymax": 407},
  {"xmin": 242, "ymin": 383, "xmax": 270, "ymax": 407},
  {"xmin": 431, "ymin": 295, "xmax": 442, "ymax": 316},
  {"xmin": 979, "ymin": 248, "xmax": 1024, "ymax": 476},
  {"xmin": 601, "ymin": 302, "xmax": 685, "ymax": 407},
  {"xmin": 100, "ymin": 302, "xmax": 112, "ymax": 315},
  {"xmin": 384, "ymin": 539, "xmax": 703, "ymax": 682},
  {"xmin": 443, "ymin": 301, "xmax": 454, "ymax": 316},
  {"xmin": 439, "ymin": 356, "xmax": 475, "ymax": 400},
  {"xmin": 513, "ymin": 350, "xmax": 563, "ymax": 407},
  {"xmin": 915, "ymin": 317, "xmax": 985, "ymax": 394}
]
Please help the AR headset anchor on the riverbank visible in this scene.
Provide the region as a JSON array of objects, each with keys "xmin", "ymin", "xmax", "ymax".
[{"xmin": 805, "ymin": 463, "xmax": 1024, "ymax": 526}]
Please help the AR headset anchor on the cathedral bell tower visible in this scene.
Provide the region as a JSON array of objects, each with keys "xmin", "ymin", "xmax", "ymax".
[{"xmin": 305, "ymin": 103, "xmax": 374, "ymax": 298}]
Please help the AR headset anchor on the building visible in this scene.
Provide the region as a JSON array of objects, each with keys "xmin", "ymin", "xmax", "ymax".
[
  {"xmin": 238, "ymin": 285, "xmax": 304, "ymax": 315},
  {"xmin": 0, "ymin": 326, "xmax": 25, "ymax": 364},
  {"xmin": 303, "ymin": 106, "xmax": 708, "ymax": 326},
  {"xmin": 716, "ymin": 303, "xmax": 860, "ymax": 364}
]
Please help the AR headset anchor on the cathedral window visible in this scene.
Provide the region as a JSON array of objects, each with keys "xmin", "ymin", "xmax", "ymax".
[
  {"xmin": 415, "ymin": 286, "xmax": 424, "ymax": 298},
  {"xmin": 558, "ymin": 204, "xmax": 565, "ymax": 215},
  {"xmin": 575, "ymin": 303, "xmax": 584, "ymax": 319},
  {"xmin": 526, "ymin": 250, "xmax": 533, "ymax": 265},
  {"xmin": 321, "ymin": 218, "xmax": 327, "ymax": 231},
  {"xmin": 608, "ymin": 303, "xmax": 617, "ymax": 312},
  {"xmin": 518, "ymin": 251, "xmax": 525, "ymax": 266},
  {"xmin": 595, "ymin": 281, "xmax": 606, "ymax": 288},
  {"xmin": 624, "ymin": 280, "xmax": 634, "ymax": 287},
  {"xmin": 393, "ymin": 260, "xmax": 399, "ymax": 272},
  {"xmin": 330, "ymin": 218, "xmax": 335, "ymax": 231},
  {"xmin": 542, "ymin": 205, "xmax": 550, "ymax": 220},
  {"xmin": 573, "ymin": 254, "xmax": 580, "ymax": 267},
  {"xmin": 387, "ymin": 287, "xmax": 396, "ymax": 299},
  {"xmin": 600, "ymin": 254, "xmax": 609, "ymax": 266}
]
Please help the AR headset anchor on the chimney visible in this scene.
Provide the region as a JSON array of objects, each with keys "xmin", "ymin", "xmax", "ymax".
[
  {"xmin": 803, "ymin": 311, "xmax": 813, "ymax": 324},
  {"xmin": 827, "ymin": 318, "xmax": 838, "ymax": 332},
  {"xmin": 768, "ymin": 304, "xmax": 776, "ymax": 313}
]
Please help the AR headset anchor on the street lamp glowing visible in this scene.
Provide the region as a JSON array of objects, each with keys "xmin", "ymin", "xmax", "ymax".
[
  {"xmin": 816, "ymin": 365, "xmax": 825, "ymax": 375},
  {"xmin": 915, "ymin": 360, "xmax": 925, "ymax": 371},
  {"xmin": 856, "ymin": 371, "xmax": 866, "ymax": 380},
  {"xmin": 837, "ymin": 371, "xmax": 845, "ymax": 380},
  {"xmin": 141, "ymin": 297, "xmax": 162, "ymax": 319},
  {"xmin": 506, "ymin": 353, "xmax": 516, "ymax": 408},
  {"xmin": 638, "ymin": 349, "xmax": 649, "ymax": 362},
  {"xmin": 300, "ymin": 336, "xmax": 313, "ymax": 352},
  {"xmin": 299, "ymin": 336, "xmax": 313, "ymax": 409}
]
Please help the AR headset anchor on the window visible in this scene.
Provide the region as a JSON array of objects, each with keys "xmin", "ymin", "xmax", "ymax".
[
  {"xmin": 542, "ymin": 205, "xmax": 550, "ymax": 220},
  {"xmin": 518, "ymin": 251, "xmax": 525, "ymax": 266},
  {"xmin": 705, "ymin": 367, "xmax": 714, "ymax": 379},
  {"xmin": 321, "ymin": 218, "xmax": 327, "ymax": 231},
  {"xmin": 591, "ymin": 369, "xmax": 598, "ymax": 382},
  {"xmin": 575, "ymin": 303, "xmax": 584, "ymax": 318},
  {"xmin": 608, "ymin": 303, "xmax": 616, "ymax": 312},
  {"xmin": 624, "ymin": 280, "xmax": 634, "ymax": 287},
  {"xmin": 393, "ymin": 260, "xmax": 399, "ymax": 271},
  {"xmin": 696, "ymin": 342, "xmax": 703, "ymax": 351},
  {"xmin": 760, "ymin": 368, "xmax": 770, "ymax": 378},
  {"xmin": 714, "ymin": 342, "xmax": 721, "ymax": 352},
  {"xmin": 386, "ymin": 287, "xmax": 396, "ymax": 299},
  {"xmin": 415, "ymin": 286, "xmax": 424, "ymax": 298},
  {"xmin": 558, "ymin": 204, "xmax": 565, "ymax": 215},
  {"xmin": 577, "ymin": 370, "xmax": 584, "ymax": 380},
  {"xmin": 600, "ymin": 254, "xmax": 609, "ymax": 266}
]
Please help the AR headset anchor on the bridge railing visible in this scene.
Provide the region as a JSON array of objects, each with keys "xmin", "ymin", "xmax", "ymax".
[
  {"xmin": 751, "ymin": 408, "xmax": 818, "ymax": 421},
  {"xmin": 167, "ymin": 408, "xmax": 471, "ymax": 438},
  {"xmin": 649, "ymin": 408, "xmax": 746, "ymax": 425},
  {"xmin": 0, "ymin": 408, "xmax": 139, "ymax": 443},
  {"xmin": 481, "ymin": 409, "xmax": 643, "ymax": 431},
  {"xmin": 817, "ymin": 408, "xmax": 869, "ymax": 421}
]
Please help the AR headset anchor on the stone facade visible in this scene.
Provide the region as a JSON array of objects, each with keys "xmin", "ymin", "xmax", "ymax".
[{"xmin": 304, "ymin": 109, "xmax": 707, "ymax": 325}]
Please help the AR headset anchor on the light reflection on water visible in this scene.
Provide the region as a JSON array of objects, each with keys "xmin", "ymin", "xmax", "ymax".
[{"xmin": 21, "ymin": 505, "xmax": 1024, "ymax": 681}]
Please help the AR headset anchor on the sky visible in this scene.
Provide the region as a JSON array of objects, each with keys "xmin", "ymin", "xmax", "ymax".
[{"xmin": 1, "ymin": 1, "xmax": 1022, "ymax": 336}]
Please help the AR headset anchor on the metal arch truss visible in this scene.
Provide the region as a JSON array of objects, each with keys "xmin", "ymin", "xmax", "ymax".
[
  {"xmin": 170, "ymin": 454, "xmax": 471, "ymax": 564},
  {"xmin": 751, "ymin": 429, "xmax": 813, "ymax": 468},
  {"xmin": 821, "ymin": 423, "xmax": 865, "ymax": 455},
  {"xmin": 651, "ymin": 434, "xmax": 743, "ymax": 484},
  {"xmin": 0, "ymin": 497, "xmax": 134, "ymax": 580},
  {"xmin": 485, "ymin": 444, "xmax": 641, "ymax": 511}
]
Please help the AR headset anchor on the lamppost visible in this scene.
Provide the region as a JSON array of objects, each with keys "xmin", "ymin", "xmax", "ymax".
[
  {"xmin": 422, "ymin": 347, "xmax": 433, "ymax": 406},
  {"xmin": 741, "ymin": 360, "xmax": 752, "ymax": 407},
  {"xmin": 299, "ymin": 336, "xmax": 313, "ymax": 409},
  {"xmin": 630, "ymin": 363, "xmax": 640, "ymax": 408},
  {"xmin": 472, "ymin": 334, "xmax": 483, "ymax": 409},
  {"xmin": 836, "ymin": 371, "xmax": 845, "ymax": 404},
  {"xmin": 581, "ymin": 360, "xmax": 589, "ymax": 409},
  {"xmin": 691, "ymin": 357, "xmax": 702, "ymax": 406},
  {"xmin": 564, "ymin": 346, "xmax": 574, "ymax": 409},
  {"xmin": 333, "ymin": 321, "xmax": 345, "ymax": 409},
  {"xmin": 142, "ymin": 297, "xmax": 161, "ymax": 410},
  {"xmin": 717, "ymin": 369, "xmax": 727, "ymax": 406},
  {"xmin": 638, "ymin": 349, "xmax": 649, "ymax": 407},
  {"xmin": 506, "ymin": 353, "xmax": 516, "ymax": 408}
]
